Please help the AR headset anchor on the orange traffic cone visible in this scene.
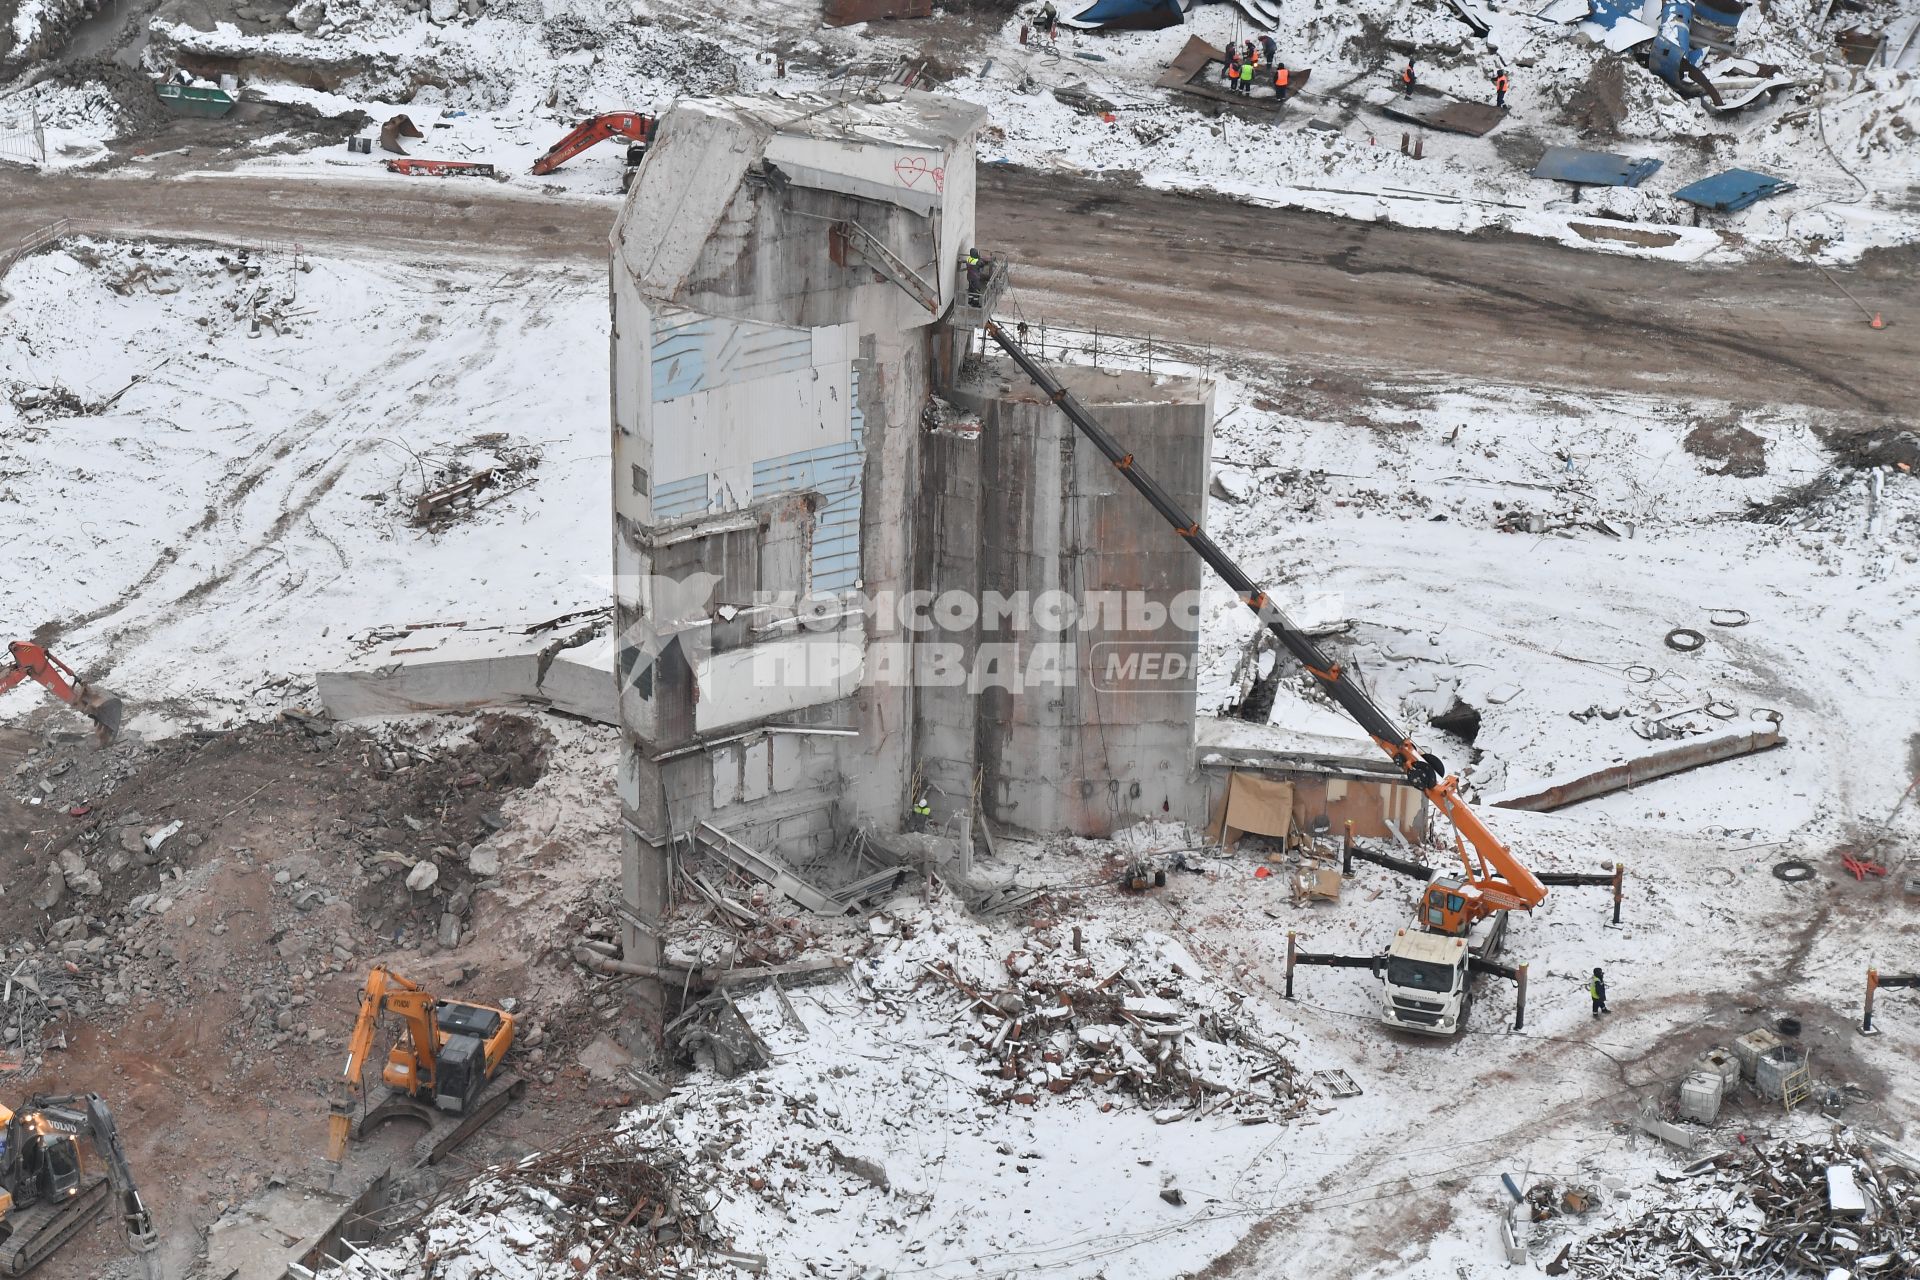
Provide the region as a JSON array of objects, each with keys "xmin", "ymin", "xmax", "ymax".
[{"xmin": 1870, "ymin": 313, "xmax": 1885, "ymax": 329}]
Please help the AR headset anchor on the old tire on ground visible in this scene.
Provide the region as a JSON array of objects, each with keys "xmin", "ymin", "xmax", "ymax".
[
  {"xmin": 1665, "ymin": 627, "xmax": 1706, "ymax": 652},
  {"xmin": 1773, "ymin": 859, "xmax": 1815, "ymax": 883}
]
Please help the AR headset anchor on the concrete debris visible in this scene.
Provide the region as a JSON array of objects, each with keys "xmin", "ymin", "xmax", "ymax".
[
  {"xmin": 1496, "ymin": 727, "xmax": 1784, "ymax": 812},
  {"xmin": 865, "ymin": 906, "xmax": 1309, "ymax": 1116},
  {"xmin": 1566, "ymin": 1133, "xmax": 1920, "ymax": 1278},
  {"xmin": 406, "ymin": 860, "xmax": 441, "ymax": 892}
]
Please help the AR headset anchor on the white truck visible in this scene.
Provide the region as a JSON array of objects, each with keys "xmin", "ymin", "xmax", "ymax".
[{"xmin": 1378, "ymin": 906, "xmax": 1510, "ymax": 1035}]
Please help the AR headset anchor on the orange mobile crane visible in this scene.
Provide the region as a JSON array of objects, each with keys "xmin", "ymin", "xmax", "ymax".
[
  {"xmin": 976, "ymin": 316, "xmax": 1622, "ymax": 1034},
  {"xmin": 327, "ymin": 966, "xmax": 519, "ymax": 1161},
  {"xmin": 0, "ymin": 642, "xmax": 122, "ymax": 745}
]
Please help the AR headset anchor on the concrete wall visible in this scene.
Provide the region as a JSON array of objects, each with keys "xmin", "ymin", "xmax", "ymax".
[
  {"xmin": 941, "ymin": 361, "xmax": 1214, "ymax": 837},
  {"xmin": 608, "ymin": 93, "xmax": 984, "ymax": 1042}
]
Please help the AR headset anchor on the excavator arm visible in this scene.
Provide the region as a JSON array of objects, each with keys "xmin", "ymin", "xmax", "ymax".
[
  {"xmin": 329, "ymin": 967, "xmax": 411, "ymax": 1159},
  {"xmin": 0, "ymin": 642, "xmax": 123, "ymax": 743},
  {"xmin": 529, "ymin": 111, "xmax": 654, "ymax": 176},
  {"xmin": 981, "ymin": 320, "xmax": 1547, "ymax": 923},
  {"xmin": 27, "ymin": 1094, "xmax": 158, "ymax": 1257},
  {"xmin": 327, "ymin": 967, "xmax": 445, "ymax": 1160}
]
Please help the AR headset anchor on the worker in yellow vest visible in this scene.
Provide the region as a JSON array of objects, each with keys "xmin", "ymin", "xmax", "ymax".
[{"xmin": 1238, "ymin": 58, "xmax": 1255, "ymax": 95}]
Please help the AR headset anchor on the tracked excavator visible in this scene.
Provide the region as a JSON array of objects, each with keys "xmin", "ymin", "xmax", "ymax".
[
  {"xmin": 327, "ymin": 966, "xmax": 519, "ymax": 1162},
  {"xmin": 0, "ymin": 643, "xmax": 122, "ymax": 745},
  {"xmin": 529, "ymin": 112, "xmax": 655, "ymax": 189},
  {"xmin": 0, "ymin": 1093, "xmax": 158, "ymax": 1277},
  {"xmin": 824, "ymin": 230, "xmax": 1622, "ymax": 1033}
]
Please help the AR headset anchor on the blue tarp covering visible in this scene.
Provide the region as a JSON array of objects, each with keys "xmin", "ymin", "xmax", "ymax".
[
  {"xmin": 1532, "ymin": 145, "xmax": 1664, "ymax": 186},
  {"xmin": 1584, "ymin": 0, "xmax": 1642, "ymax": 27},
  {"xmin": 1672, "ymin": 168, "xmax": 1796, "ymax": 210},
  {"xmin": 1068, "ymin": 0, "xmax": 1181, "ymax": 28}
]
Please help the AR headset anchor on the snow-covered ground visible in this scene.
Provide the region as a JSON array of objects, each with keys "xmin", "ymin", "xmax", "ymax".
[
  {"xmin": 3, "ymin": 236, "xmax": 1916, "ymax": 1278},
  {"xmin": 0, "ymin": 238, "xmax": 610, "ymax": 725},
  {"xmin": 23, "ymin": 0, "xmax": 1898, "ymax": 260}
]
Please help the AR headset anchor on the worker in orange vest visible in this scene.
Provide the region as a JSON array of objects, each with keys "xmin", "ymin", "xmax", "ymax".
[
  {"xmin": 1401, "ymin": 58, "xmax": 1417, "ymax": 96},
  {"xmin": 1274, "ymin": 62, "xmax": 1290, "ymax": 102},
  {"xmin": 1493, "ymin": 68, "xmax": 1509, "ymax": 109},
  {"xmin": 1226, "ymin": 51, "xmax": 1242, "ymax": 92}
]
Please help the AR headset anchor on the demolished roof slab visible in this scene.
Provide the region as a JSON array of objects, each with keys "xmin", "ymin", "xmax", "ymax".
[{"xmin": 611, "ymin": 89, "xmax": 987, "ymax": 306}]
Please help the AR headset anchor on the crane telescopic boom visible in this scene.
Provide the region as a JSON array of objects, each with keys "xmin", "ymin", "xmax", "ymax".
[{"xmin": 980, "ymin": 319, "xmax": 1546, "ymax": 930}]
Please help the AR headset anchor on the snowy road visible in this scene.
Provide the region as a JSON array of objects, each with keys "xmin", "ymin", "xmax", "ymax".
[{"xmin": 1, "ymin": 165, "xmax": 1913, "ymax": 413}]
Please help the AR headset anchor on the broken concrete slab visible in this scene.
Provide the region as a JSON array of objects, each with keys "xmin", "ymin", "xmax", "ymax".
[
  {"xmin": 694, "ymin": 820, "xmax": 847, "ymax": 915},
  {"xmin": 577, "ymin": 1032, "xmax": 635, "ymax": 1081},
  {"xmin": 1494, "ymin": 727, "xmax": 1784, "ymax": 812},
  {"xmin": 316, "ymin": 623, "xmax": 616, "ymax": 725}
]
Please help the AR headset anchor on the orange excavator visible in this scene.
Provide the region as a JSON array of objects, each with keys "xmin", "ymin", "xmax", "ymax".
[
  {"xmin": 0, "ymin": 642, "xmax": 122, "ymax": 745},
  {"xmin": 530, "ymin": 111, "xmax": 655, "ymax": 186},
  {"xmin": 327, "ymin": 966, "xmax": 518, "ymax": 1161}
]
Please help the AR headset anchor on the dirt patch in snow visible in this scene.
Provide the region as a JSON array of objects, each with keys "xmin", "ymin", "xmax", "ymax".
[
  {"xmin": 1684, "ymin": 414, "xmax": 1769, "ymax": 478},
  {"xmin": 0, "ymin": 710, "xmax": 619, "ymax": 1279},
  {"xmin": 1564, "ymin": 56, "xmax": 1629, "ymax": 140}
]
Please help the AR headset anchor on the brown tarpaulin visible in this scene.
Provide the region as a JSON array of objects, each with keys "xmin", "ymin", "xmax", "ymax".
[{"xmin": 1216, "ymin": 771, "xmax": 1293, "ymax": 848}]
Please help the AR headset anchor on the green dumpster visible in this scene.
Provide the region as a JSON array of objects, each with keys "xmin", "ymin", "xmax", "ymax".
[{"xmin": 155, "ymin": 85, "xmax": 237, "ymax": 118}]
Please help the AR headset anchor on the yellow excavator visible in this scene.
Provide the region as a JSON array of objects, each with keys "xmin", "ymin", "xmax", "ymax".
[
  {"xmin": 0, "ymin": 1093, "xmax": 157, "ymax": 1277},
  {"xmin": 327, "ymin": 966, "xmax": 518, "ymax": 1161}
]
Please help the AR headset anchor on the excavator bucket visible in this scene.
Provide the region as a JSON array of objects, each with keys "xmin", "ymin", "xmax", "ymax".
[{"xmin": 75, "ymin": 684, "xmax": 122, "ymax": 745}]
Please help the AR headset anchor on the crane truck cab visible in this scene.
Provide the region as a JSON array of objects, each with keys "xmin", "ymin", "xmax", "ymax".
[{"xmin": 1379, "ymin": 905, "xmax": 1509, "ymax": 1036}]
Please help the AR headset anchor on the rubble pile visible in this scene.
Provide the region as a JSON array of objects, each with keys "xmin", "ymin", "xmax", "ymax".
[
  {"xmin": 0, "ymin": 713, "xmax": 564, "ymax": 1071},
  {"xmin": 1565, "ymin": 1133, "xmax": 1920, "ymax": 1279},
  {"xmin": 350, "ymin": 1128, "xmax": 738, "ymax": 1280},
  {"xmin": 862, "ymin": 905, "xmax": 1310, "ymax": 1118}
]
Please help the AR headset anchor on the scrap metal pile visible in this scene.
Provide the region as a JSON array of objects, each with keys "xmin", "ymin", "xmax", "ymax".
[
  {"xmin": 391, "ymin": 1129, "xmax": 738, "ymax": 1278},
  {"xmin": 862, "ymin": 905, "xmax": 1313, "ymax": 1119},
  {"xmin": 1562, "ymin": 1133, "xmax": 1920, "ymax": 1279}
]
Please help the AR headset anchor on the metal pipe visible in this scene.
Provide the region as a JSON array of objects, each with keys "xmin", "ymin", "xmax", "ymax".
[
  {"xmin": 1514, "ymin": 961, "xmax": 1529, "ymax": 1032},
  {"xmin": 1285, "ymin": 931, "xmax": 1296, "ymax": 999}
]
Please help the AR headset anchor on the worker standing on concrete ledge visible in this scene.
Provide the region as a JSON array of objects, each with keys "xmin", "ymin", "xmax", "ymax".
[
  {"xmin": 910, "ymin": 791, "xmax": 932, "ymax": 832},
  {"xmin": 1493, "ymin": 68, "xmax": 1510, "ymax": 110},
  {"xmin": 1401, "ymin": 58, "xmax": 1417, "ymax": 96},
  {"xmin": 1589, "ymin": 967, "xmax": 1610, "ymax": 1017}
]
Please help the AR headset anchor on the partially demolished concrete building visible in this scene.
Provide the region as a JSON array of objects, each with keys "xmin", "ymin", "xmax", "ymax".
[{"xmin": 605, "ymin": 89, "xmax": 1413, "ymax": 1044}]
